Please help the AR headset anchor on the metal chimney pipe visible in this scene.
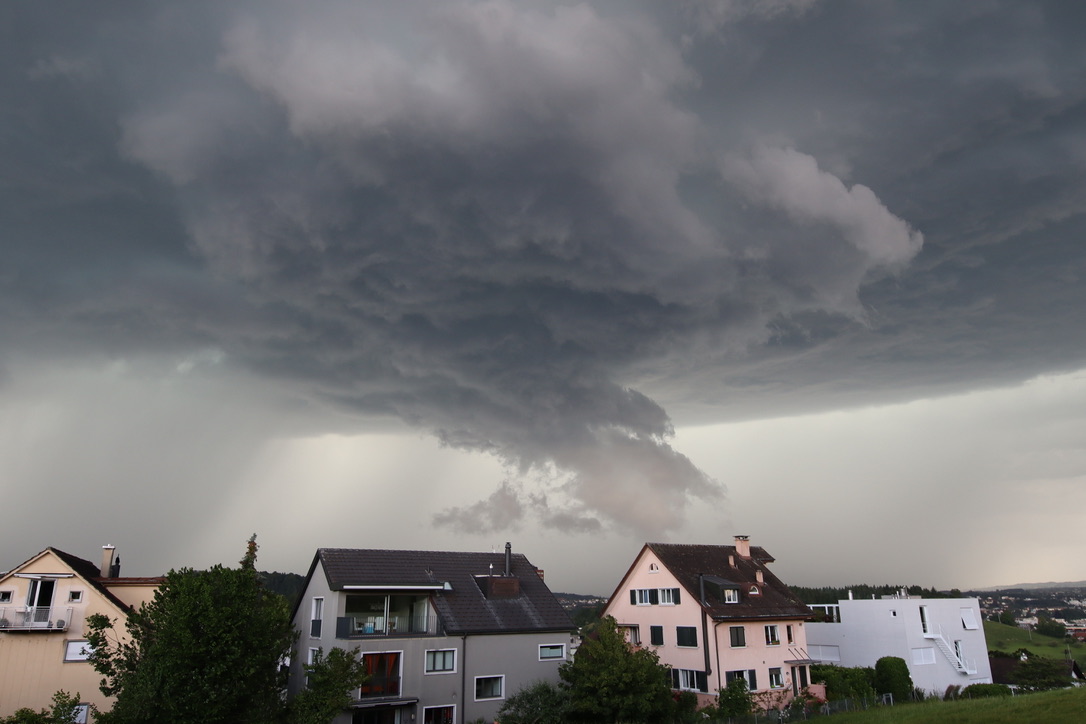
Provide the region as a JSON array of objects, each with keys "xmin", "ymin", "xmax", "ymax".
[
  {"xmin": 100, "ymin": 545, "xmax": 116, "ymax": 578},
  {"xmin": 504, "ymin": 542, "xmax": 511, "ymax": 577}
]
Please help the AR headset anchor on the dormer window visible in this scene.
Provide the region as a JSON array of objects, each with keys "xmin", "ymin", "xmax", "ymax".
[
  {"xmin": 724, "ymin": 588, "xmax": 739, "ymax": 604},
  {"xmin": 749, "ymin": 585, "xmax": 760, "ymax": 595}
]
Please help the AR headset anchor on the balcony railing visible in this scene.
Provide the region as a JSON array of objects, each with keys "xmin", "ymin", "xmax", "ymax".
[
  {"xmin": 336, "ymin": 613, "xmax": 433, "ymax": 638},
  {"xmin": 0, "ymin": 607, "xmax": 73, "ymax": 632}
]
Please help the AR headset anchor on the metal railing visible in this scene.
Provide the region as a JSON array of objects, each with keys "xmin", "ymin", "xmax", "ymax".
[
  {"xmin": 336, "ymin": 613, "xmax": 433, "ymax": 638},
  {"xmin": 0, "ymin": 606, "xmax": 73, "ymax": 631}
]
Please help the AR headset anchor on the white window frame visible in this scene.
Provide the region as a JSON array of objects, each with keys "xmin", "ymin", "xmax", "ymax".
[
  {"xmin": 658, "ymin": 588, "xmax": 678, "ymax": 605},
  {"xmin": 0, "ymin": 590, "xmax": 11, "ymax": 604},
  {"xmin": 634, "ymin": 588, "xmax": 654, "ymax": 605},
  {"xmin": 474, "ymin": 674, "xmax": 504, "ymax": 701},
  {"xmin": 306, "ymin": 647, "xmax": 320, "ymax": 687},
  {"xmin": 623, "ymin": 625, "xmax": 641, "ymax": 645},
  {"xmin": 723, "ymin": 588, "xmax": 739, "ymax": 603},
  {"xmin": 769, "ymin": 668, "xmax": 784, "ymax": 689},
  {"xmin": 786, "ymin": 624, "xmax": 794, "ymax": 645},
  {"xmin": 310, "ymin": 597, "xmax": 324, "ymax": 638},
  {"xmin": 425, "ymin": 648, "xmax": 457, "ymax": 674},
  {"xmin": 961, "ymin": 607, "xmax": 979, "ymax": 630},
  {"xmin": 71, "ymin": 704, "xmax": 89, "ymax": 724},
  {"xmin": 911, "ymin": 647, "xmax": 936, "ymax": 665},
  {"xmin": 648, "ymin": 562, "xmax": 659, "ymax": 573},
  {"xmin": 764, "ymin": 624, "xmax": 780, "ymax": 646},
  {"xmin": 676, "ymin": 668, "xmax": 701, "ymax": 691},
  {"xmin": 64, "ymin": 640, "xmax": 93, "ymax": 662},
  {"xmin": 422, "ymin": 704, "xmax": 456, "ymax": 724},
  {"xmin": 68, "ymin": 590, "xmax": 83, "ymax": 603},
  {"xmin": 539, "ymin": 643, "xmax": 566, "ymax": 661}
]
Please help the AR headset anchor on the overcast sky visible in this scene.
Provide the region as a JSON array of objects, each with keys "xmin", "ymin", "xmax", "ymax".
[{"xmin": 3, "ymin": 0, "xmax": 1085, "ymax": 595}]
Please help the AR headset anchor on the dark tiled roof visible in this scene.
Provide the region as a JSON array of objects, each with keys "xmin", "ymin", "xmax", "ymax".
[
  {"xmin": 316, "ymin": 548, "xmax": 574, "ymax": 636},
  {"xmin": 647, "ymin": 543, "xmax": 812, "ymax": 621}
]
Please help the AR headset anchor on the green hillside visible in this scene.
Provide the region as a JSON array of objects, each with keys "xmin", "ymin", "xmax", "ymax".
[
  {"xmin": 825, "ymin": 686, "xmax": 1086, "ymax": 723},
  {"xmin": 984, "ymin": 620, "xmax": 1086, "ymax": 668}
]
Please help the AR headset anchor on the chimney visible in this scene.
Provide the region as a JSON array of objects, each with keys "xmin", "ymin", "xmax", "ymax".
[
  {"xmin": 100, "ymin": 545, "xmax": 116, "ymax": 578},
  {"xmin": 505, "ymin": 542, "xmax": 512, "ymax": 577},
  {"xmin": 755, "ymin": 569, "xmax": 764, "ymax": 584},
  {"xmin": 110, "ymin": 555, "xmax": 121, "ymax": 578},
  {"xmin": 734, "ymin": 535, "xmax": 751, "ymax": 558}
]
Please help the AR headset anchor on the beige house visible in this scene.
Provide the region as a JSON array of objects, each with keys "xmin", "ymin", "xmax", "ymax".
[{"xmin": 0, "ymin": 546, "xmax": 161, "ymax": 721}]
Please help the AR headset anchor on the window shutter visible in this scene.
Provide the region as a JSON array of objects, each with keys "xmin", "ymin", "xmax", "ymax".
[
  {"xmin": 673, "ymin": 588, "xmax": 680, "ymax": 604},
  {"xmin": 671, "ymin": 669, "xmax": 680, "ymax": 689},
  {"xmin": 748, "ymin": 670, "xmax": 758, "ymax": 691},
  {"xmin": 630, "ymin": 590, "xmax": 637, "ymax": 605},
  {"xmin": 696, "ymin": 670, "xmax": 708, "ymax": 692},
  {"xmin": 650, "ymin": 589, "xmax": 659, "ymax": 605}
]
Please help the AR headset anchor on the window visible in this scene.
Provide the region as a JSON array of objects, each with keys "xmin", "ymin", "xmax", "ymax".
[
  {"xmin": 911, "ymin": 647, "xmax": 936, "ymax": 665},
  {"xmin": 676, "ymin": 626, "xmax": 697, "ymax": 648},
  {"xmin": 671, "ymin": 668, "xmax": 708, "ymax": 692},
  {"xmin": 961, "ymin": 607, "xmax": 979, "ymax": 630},
  {"xmin": 64, "ymin": 640, "xmax": 93, "ymax": 662},
  {"xmin": 310, "ymin": 597, "xmax": 323, "ymax": 637},
  {"xmin": 786, "ymin": 624, "xmax": 794, "ymax": 645},
  {"xmin": 749, "ymin": 585, "xmax": 760, "ymax": 595},
  {"xmin": 360, "ymin": 652, "xmax": 402, "ymax": 697},
  {"xmin": 726, "ymin": 669, "xmax": 758, "ymax": 691},
  {"xmin": 631, "ymin": 588, "xmax": 658, "ymax": 605},
  {"xmin": 425, "ymin": 649, "xmax": 456, "ymax": 673},
  {"xmin": 764, "ymin": 625, "xmax": 780, "ymax": 646},
  {"xmin": 648, "ymin": 563, "xmax": 659, "ymax": 573},
  {"xmin": 729, "ymin": 626, "xmax": 746, "ymax": 648},
  {"xmin": 658, "ymin": 588, "xmax": 681, "ymax": 605},
  {"xmin": 0, "ymin": 591, "xmax": 10, "ymax": 604},
  {"xmin": 650, "ymin": 625, "xmax": 664, "ymax": 646},
  {"xmin": 71, "ymin": 705, "xmax": 89, "ymax": 724},
  {"xmin": 539, "ymin": 644, "xmax": 565, "ymax": 660},
  {"xmin": 809, "ymin": 644, "xmax": 840, "ymax": 662},
  {"xmin": 423, "ymin": 706, "xmax": 455, "ymax": 724},
  {"xmin": 306, "ymin": 648, "xmax": 319, "ymax": 687},
  {"xmin": 723, "ymin": 588, "xmax": 739, "ymax": 604},
  {"xmin": 68, "ymin": 590, "xmax": 83, "ymax": 603},
  {"xmin": 769, "ymin": 668, "xmax": 784, "ymax": 688},
  {"xmin": 475, "ymin": 675, "xmax": 504, "ymax": 700},
  {"xmin": 623, "ymin": 626, "xmax": 641, "ymax": 645}
]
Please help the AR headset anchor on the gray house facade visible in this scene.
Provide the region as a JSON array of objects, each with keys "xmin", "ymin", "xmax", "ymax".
[{"xmin": 288, "ymin": 545, "xmax": 576, "ymax": 724}]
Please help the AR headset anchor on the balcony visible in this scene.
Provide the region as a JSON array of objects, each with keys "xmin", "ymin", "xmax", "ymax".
[
  {"xmin": 336, "ymin": 613, "xmax": 433, "ymax": 639},
  {"xmin": 0, "ymin": 606, "xmax": 73, "ymax": 632}
]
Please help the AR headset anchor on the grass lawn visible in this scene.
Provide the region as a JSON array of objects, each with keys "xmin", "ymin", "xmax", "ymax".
[
  {"xmin": 983, "ymin": 620, "xmax": 1086, "ymax": 668},
  {"xmin": 824, "ymin": 686, "xmax": 1086, "ymax": 723}
]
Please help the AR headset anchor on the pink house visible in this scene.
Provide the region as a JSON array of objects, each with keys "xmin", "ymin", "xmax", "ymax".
[{"xmin": 604, "ymin": 536, "xmax": 820, "ymax": 709}]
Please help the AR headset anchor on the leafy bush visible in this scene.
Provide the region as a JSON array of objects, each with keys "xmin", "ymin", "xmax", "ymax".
[
  {"xmin": 498, "ymin": 680, "xmax": 570, "ymax": 724},
  {"xmin": 960, "ymin": 683, "xmax": 1013, "ymax": 699},
  {"xmin": 874, "ymin": 656, "xmax": 913, "ymax": 703},
  {"xmin": 811, "ymin": 664, "xmax": 876, "ymax": 701}
]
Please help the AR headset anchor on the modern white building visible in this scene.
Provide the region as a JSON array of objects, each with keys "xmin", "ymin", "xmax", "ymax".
[{"xmin": 806, "ymin": 592, "xmax": 993, "ymax": 696}]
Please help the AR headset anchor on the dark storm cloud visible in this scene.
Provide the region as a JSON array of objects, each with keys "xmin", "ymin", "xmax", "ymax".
[{"xmin": 4, "ymin": 1, "xmax": 1086, "ymax": 535}]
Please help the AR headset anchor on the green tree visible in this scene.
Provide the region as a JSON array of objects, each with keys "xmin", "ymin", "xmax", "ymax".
[
  {"xmin": 86, "ymin": 536, "xmax": 297, "ymax": 724},
  {"xmin": 288, "ymin": 647, "xmax": 369, "ymax": 724},
  {"xmin": 497, "ymin": 680, "xmax": 570, "ymax": 724},
  {"xmin": 811, "ymin": 664, "xmax": 876, "ymax": 702},
  {"xmin": 0, "ymin": 691, "xmax": 86, "ymax": 724},
  {"xmin": 558, "ymin": 616, "xmax": 674, "ymax": 723},
  {"xmin": 998, "ymin": 609, "xmax": 1018, "ymax": 626},
  {"xmin": 1014, "ymin": 654, "xmax": 1071, "ymax": 692},
  {"xmin": 873, "ymin": 656, "xmax": 913, "ymax": 703},
  {"xmin": 1035, "ymin": 616, "xmax": 1067, "ymax": 638},
  {"xmin": 716, "ymin": 677, "xmax": 754, "ymax": 718}
]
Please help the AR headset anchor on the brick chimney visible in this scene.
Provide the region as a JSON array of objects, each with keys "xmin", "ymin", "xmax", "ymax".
[
  {"xmin": 734, "ymin": 535, "xmax": 751, "ymax": 558},
  {"xmin": 100, "ymin": 545, "xmax": 116, "ymax": 578}
]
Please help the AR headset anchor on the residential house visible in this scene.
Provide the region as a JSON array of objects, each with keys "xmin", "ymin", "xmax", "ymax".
[
  {"xmin": 288, "ymin": 544, "xmax": 576, "ymax": 724},
  {"xmin": 603, "ymin": 536, "xmax": 818, "ymax": 708},
  {"xmin": 0, "ymin": 546, "xmax": 162, "ymax": 721},
  {"xmin": 806, "ymin": 593, "xmax": 993, "ymax": 696}
]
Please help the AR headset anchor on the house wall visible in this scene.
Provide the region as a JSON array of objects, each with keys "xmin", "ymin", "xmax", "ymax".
[
  {"xmin": 805, "ymin": 598, "xmax": 993, "ymax": 696},
  {"xmin": 0, "ymin": 551, "xmax": 138, "ymax": 719},
  {"xmin": 290, "ymin": 567, "xmax": 572, "ymax": 724}
]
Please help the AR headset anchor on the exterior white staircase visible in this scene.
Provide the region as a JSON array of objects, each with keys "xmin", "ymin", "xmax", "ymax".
[{"xmin": 923, "ymin": 624, "xmax": 977, "ymax": 675}]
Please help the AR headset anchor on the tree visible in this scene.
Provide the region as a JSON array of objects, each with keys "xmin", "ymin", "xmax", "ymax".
[
  {"xmin": 716, "ymin": 677, "xmax": 754, "ymax": 718},
  {"xmin": 559, "ymin": 616, "xmax": 674, "ymax": 723},
  {"xmin": 0, "ymin": 691, "xmax": 86, "ymax": 724},
  {"xmin": 811, "ymin": 664, "xmax": 876, "ymax": 702},
  {"xmin": 288, "ymin": 647, "xmax": 369, "ymax": 724},
  {"xmin": 998, "ymin": 609, "xmax": 1018, "ymax": 626},
  {"xmin": 1013, "ymin": 654, "xmax": 1070, "ymax": 692},
  {"xmin": 873, "ymin": 656, "xmax": 913, "ymax": 703},
  {"xmin": 497, "ymin": 680, "xmax": 570, "ymax": 724},
  {"xmin": 86, "ymin": 536, "xmax": 297, "ymax": 724},
  {"xmin": 1034, "ymin": 616, "xmax": 1067, "ymax": 639}
]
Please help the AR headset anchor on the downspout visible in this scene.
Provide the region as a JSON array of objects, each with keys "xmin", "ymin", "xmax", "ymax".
[
  {"xmin": 460, "ymin": 634, "xmax": 468, "ymax": 724},
  {"xmin": 699, "ymin": 575, "xmax": 712, "ymax": 691},
  {"xmin": 713, "ymin": 621, "xmax": 724, "ymax": 694}
]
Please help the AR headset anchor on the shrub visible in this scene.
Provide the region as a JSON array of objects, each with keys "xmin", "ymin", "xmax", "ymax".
[
  {"xmin": 873, "ymin": 656, "xmax": 913, "ymax": 703},
  {"xmin": 960, "ymin": 683, "xmax": 1012, "ymax": 699},
  {"xmin": 811, "ymin": 664, "xmax": 876, "ymax": 701}
]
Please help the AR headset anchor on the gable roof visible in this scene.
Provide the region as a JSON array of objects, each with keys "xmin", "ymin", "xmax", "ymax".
[
  {"xmin": 0, "ymin": 547, "xmax": 159, "ymax": 614},
  {"xmin": 307, "ymin": 548, "xmax": 574, "ymax": 636},
  {"xmin": 645, "ymin": 542, "xmax": 812, "ymax": 621}
]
